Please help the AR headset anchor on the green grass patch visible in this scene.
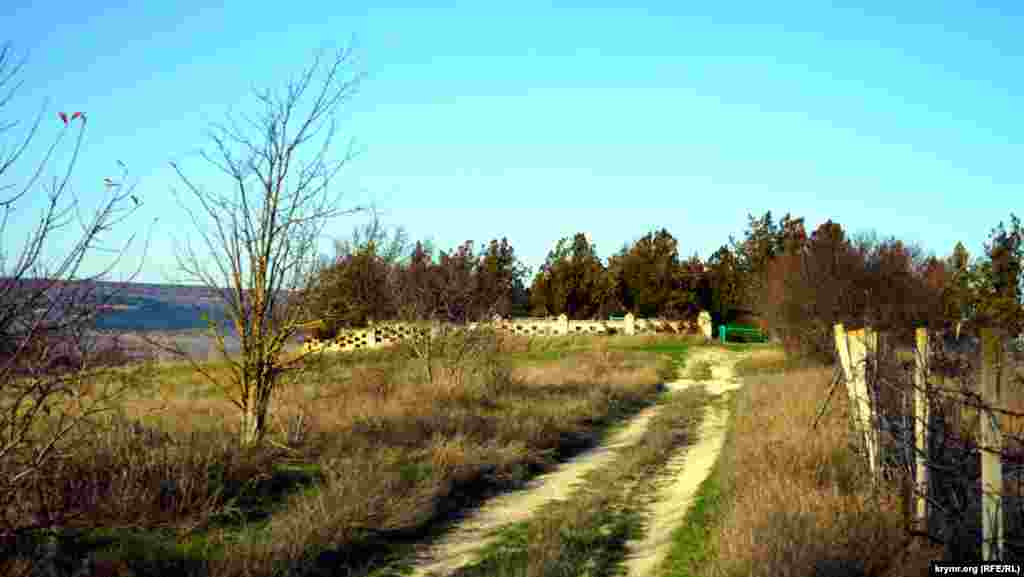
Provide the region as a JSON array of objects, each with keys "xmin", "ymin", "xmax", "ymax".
[
  {"xmin": 720, "ymin": 341, "xmax": 771, "ymax": 353},
  {"xmin": 447, "ymin": 504, "xmax": 641, "ymax": 577},
  {"xmin": 203, "ymin": 462, "xmax": 322, "ymax": 529},
  {"xmin": 659, "ymin": 462, "xmax": 724, "ymax": 576}
]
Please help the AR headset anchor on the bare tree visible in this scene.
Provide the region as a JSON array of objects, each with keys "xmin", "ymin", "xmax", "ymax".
[
  {"xmin": 163, "ymin": 46, "xmax": 364, "ymax": 447},
  {"xmin": 0, "ymin": 41, "xmax": 148, "ymax": 537}
]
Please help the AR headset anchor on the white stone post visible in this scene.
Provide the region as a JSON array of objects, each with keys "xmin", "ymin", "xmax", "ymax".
[
  {"xmin": 557, "ymin": 313, "xmax": 569, "ymax": 336},
  {"xmin": 698, "ymin": 311, "xmax": 712, "ymax": 341}
]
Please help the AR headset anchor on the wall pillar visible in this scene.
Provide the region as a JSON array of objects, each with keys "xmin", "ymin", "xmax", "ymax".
[
  {"xmin": 698, "ymin": 310, "xmax": 712, "ymax": 341},
  {"xmin": 557, "ymin": 313, "xmax": 569, "ymax": 335}
]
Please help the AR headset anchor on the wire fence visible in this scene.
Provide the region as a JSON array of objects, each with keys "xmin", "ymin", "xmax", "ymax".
[{"xmin": 829, "ymin": 324, "xmax": 1024, "ymax": 561}]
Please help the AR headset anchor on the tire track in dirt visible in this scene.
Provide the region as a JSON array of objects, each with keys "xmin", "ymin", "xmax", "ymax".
[
  {"xmin": 622, "ymin": 348, "xmax": 743, "ymax": 577},
  {"xmin": 408, "ymin": 382, "xmax": 686, "ymax": 576}
]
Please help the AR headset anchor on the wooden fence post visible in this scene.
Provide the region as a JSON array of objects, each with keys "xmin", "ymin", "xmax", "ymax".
[
  {"xmin": 834, "ymin": 324, "xmax": 879, "ymax": 481},
  {"xmin": 980, "ymin": 327, "xmax": 1005, "ymax": 560},
  {"xmin": 863, "ymin": 326, "xmax": 881, "ymax": 482},
  {"xmin": 835, "ymin": 323, "xmax": 851, "ymax": 380},
  {"xmin": 914, "ymin": 327, "xmax": 929, "ymax": 534},
  {"xmin": 834, "ymin": 324, "xmax": 854, "ymax": 447}
]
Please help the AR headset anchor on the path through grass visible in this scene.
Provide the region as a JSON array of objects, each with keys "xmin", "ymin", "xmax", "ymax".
[{"xmin": 415, "ymin": 343, "xmax": 737, "ymax": 577}]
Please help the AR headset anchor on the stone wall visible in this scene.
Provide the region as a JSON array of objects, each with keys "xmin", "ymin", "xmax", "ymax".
[{"xmin": 302, "ymin": 311, "xmax": 714, "ymax": 354}]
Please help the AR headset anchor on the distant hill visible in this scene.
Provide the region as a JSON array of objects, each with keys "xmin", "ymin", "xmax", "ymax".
[
  {"xmin": 93, "ymin": 293, "xmax": 231, "ymax": 332},
  {"xmin": 70, "ymin": 280, "xmax": 229, "ymax": 332},
  {"xmin": 3, "ymin": 279, "xmax": 303, "ymax": 334},
  {"xmin": 1, "ymin": 280, "xmax": 308, "ymax": 363}
]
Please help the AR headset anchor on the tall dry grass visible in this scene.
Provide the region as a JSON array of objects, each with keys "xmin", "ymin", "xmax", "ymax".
[
  {"xmin": 1, "ymin": 330, "xmax": 675, "ymax": 576},
  {"xmin": 217, "ymin": 342, "xmax": 666, "ymax": 575},
  {"xmin": 709, "ymin": 357, "xmax": 934, "ymax": 577}
]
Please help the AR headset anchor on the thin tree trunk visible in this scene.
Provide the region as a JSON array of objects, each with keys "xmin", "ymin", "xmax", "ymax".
[
  {"xmin": 240, "ymin": 404, "xmax": 258, "ymax": 447},
  {"xmin": 239, "ymin": 378, "xmax": 262, "ymax": 446}
]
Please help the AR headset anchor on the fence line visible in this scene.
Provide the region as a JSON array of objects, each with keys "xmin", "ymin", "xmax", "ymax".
[
  {"xmin": 302, "ymin": 311, "xmax": 715, "ymax": 354},
  {"xmin": 834, "ymin": 323, "xmax": 1017, "ymax": 560}
]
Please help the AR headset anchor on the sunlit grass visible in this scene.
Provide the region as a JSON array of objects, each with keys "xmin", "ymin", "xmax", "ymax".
[{"xmin": 1, "ymin": 331, "xmax": 692, "ymax": 577}]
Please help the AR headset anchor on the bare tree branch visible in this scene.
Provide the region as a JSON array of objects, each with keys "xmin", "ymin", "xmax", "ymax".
[{"xmin": 0, "ymin": 42, "xmax": 149, "ymax": 537}]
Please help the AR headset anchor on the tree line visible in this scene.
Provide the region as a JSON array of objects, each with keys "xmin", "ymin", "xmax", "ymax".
[
  {"xmin": 306, "ymin": 209, "xmax": 1024, "ymax": 364},
  {"xmin": 303, "ymin": 218, "xmax": 711, "ymax": 340}
]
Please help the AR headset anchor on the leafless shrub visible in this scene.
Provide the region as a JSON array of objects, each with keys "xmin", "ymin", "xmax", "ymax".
[{"xmin": 0, "ymin": 41, "xmax": 149, "ymax": 541}]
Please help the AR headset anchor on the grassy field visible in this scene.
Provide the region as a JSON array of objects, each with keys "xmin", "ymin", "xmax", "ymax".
[
  {"xmin": 16, "ymin": 334, "xmax": 995, "ymax": 575},
  {"xmin": 1, "ymin": 331, "xmax": 702, "ymax": 577}
]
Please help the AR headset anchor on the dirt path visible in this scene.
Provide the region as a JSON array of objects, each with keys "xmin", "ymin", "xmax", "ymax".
[
  {"xmin": 408, "ymin": 384, "xmax": 681, "ymax": 576},
  {"xmin": 407, "ymin": 347, "xmax": 744, "ymax": 577},
  {"xmin": 622, "ymin": 348, "xmax": 743, "ymax": 577}
]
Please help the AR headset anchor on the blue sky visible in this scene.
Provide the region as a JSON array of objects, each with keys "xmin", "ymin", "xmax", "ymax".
[{"xmin": 1, "ymin": 1, "xmax": 1020, "ymax": 285}]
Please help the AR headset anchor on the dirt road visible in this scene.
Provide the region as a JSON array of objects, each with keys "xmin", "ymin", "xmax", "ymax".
[
  {"xmin": 407, "ymin": 346, "xmax": 744, "ymax": 577},
  {"xmin": 622, "ymin": 348, "xmax": 743, "ymax": 576}
]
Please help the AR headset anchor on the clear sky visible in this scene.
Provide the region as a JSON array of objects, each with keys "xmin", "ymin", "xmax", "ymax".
[{"xmin": 1, "ymin": 1, "xmax": 1020, "ymax": 285}]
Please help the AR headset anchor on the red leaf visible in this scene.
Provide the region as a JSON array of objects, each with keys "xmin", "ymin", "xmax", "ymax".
[{"xmin": 58, "ymin": 112, "xmax": 68, "ymax": 125}]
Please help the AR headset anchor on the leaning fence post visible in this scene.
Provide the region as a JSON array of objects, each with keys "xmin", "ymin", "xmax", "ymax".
[
  {"xmin": 835, "ymin": 323, "xmax": 851, "ymax": 381},
  {"xmin": 913, "ymin": 327, "xmax": 929, "ymax": 534},
  {"xmin": 834, "ymin": 324, "xmax": 854, "ymax": 443},
  {"xmin": 834, "ymin": 324, "xmax": 879, "ymax": 481},
  {"xmin": 980, "ymin": 327, "xmax": 1005, "ymax": 561}
]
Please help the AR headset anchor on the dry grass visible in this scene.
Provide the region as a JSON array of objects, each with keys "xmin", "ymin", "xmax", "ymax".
[
  {"xmin": 0, "ymin": 331, "xmax": 677, "ymax": 576},
  {"xmin": 511, "ymin": 350, "xmax": 660, "ymax": 389},
  {"xmin": 702, "ymin": 340, "xmax": 1024, "ymax": 574},
  {"xmin": 706, "ymin": 358, "xmax": 928, "ymax": 577},
  {"xmin": 732, "ymin": 347, "xmax": 811, "ymax": 376}
]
